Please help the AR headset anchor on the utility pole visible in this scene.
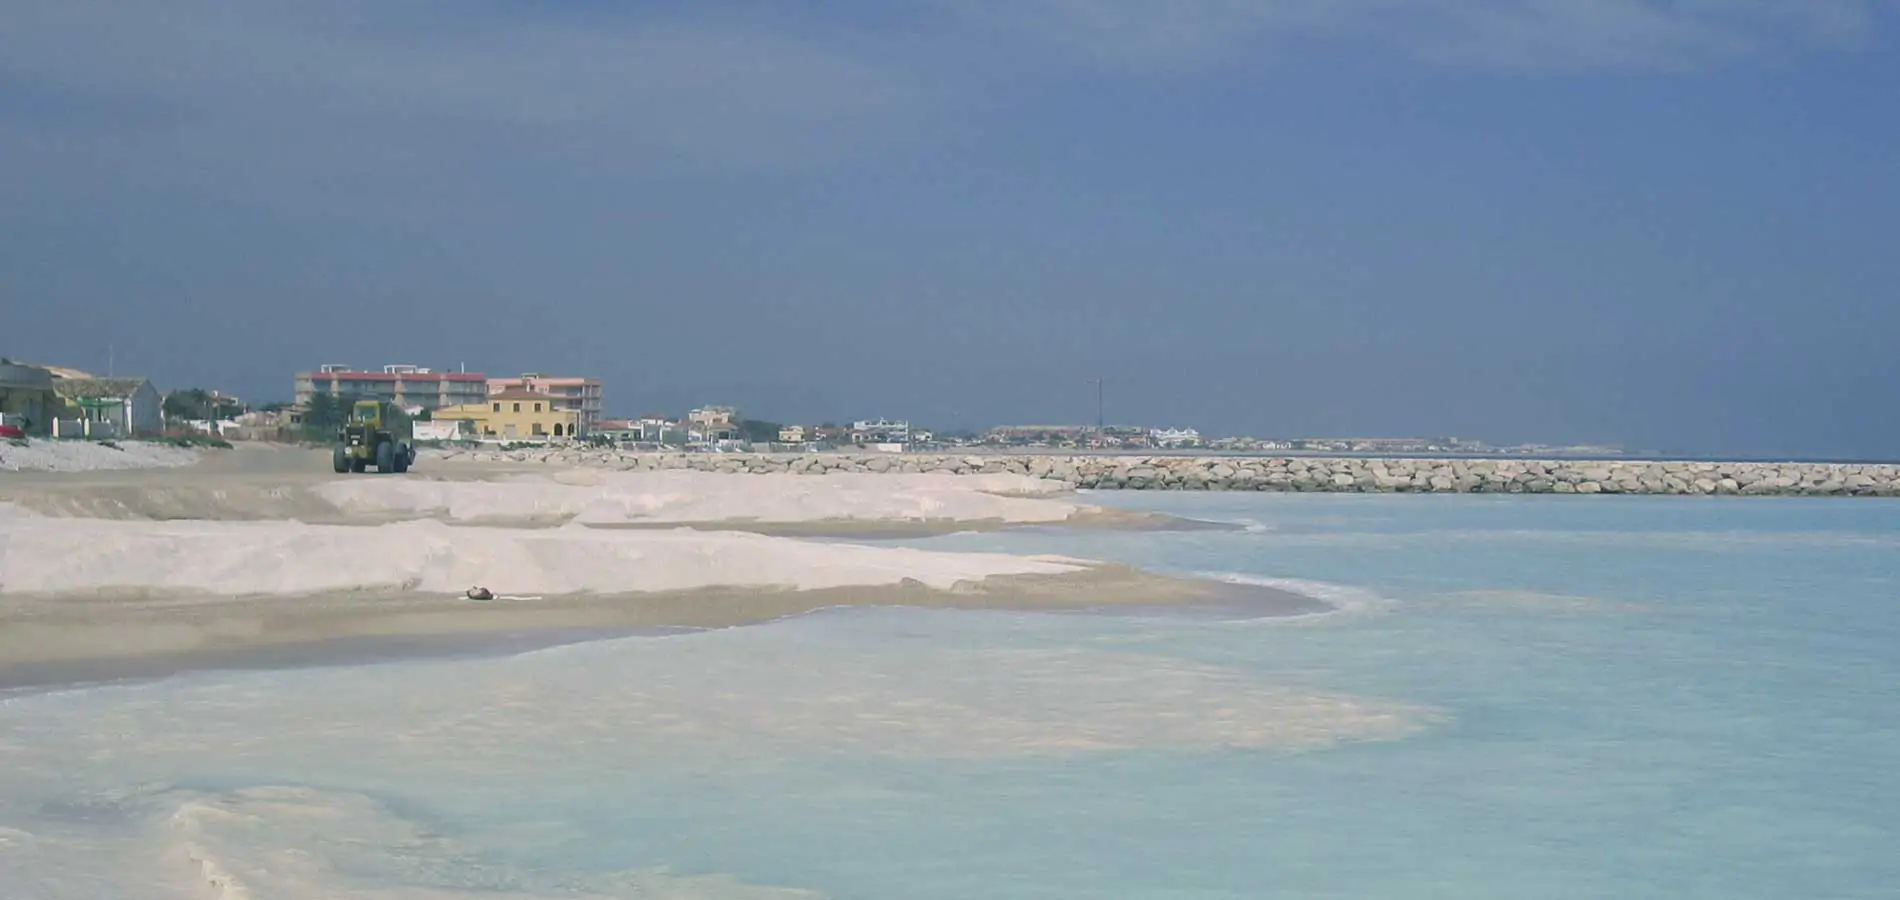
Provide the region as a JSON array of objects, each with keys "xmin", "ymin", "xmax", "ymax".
[{"xmin": 1088, "ymin": 377, "xmax": 1105, "ymax": 432}]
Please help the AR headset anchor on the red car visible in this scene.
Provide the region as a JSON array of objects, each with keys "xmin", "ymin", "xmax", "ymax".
[{"xmin": 0, "ymin": 425, "xmax": 24, "ymax": 439}]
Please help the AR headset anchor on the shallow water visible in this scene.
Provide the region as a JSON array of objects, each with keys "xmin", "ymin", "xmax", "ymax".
[{"xmin": 3, "ymin": 494, "xmax": 1897, "ymax": 898}]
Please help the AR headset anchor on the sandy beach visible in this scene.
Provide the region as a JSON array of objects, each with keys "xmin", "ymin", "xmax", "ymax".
[
  {"xmin": 0, "ymin": 445, "xmax": 1218, "ymax": 534},
  {"xmin": 0, "ymin": 444, "xmax": 1315, "ymax": 687}
]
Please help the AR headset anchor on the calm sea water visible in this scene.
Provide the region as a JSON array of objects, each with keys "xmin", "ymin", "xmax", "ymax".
[{"xmin": 2, "ymin": 494, "xmax": 1897, "ymax": 898}]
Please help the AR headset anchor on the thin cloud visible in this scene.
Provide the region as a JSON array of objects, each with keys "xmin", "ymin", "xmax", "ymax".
[
  {"xmin": 1, "ymin": 1, "xmax": 915, "ymax": 177},
  {"xmin": 944, "ymin": 0, "xmax": 1881, "ymax": 70},
  {"xmin": 0, "ymin": 0, "xmax": 1885, "ymax": 221}
]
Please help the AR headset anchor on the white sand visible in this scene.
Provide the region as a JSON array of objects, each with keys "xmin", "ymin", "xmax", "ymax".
[
  {"xmin": 0, "ymin": 516, "xmax": 1083, "ymax": 598},
  {"xmin": 313, "ymin": 470, "xmax": 1079, "ymax": 526},
  {"xmin": 0, "ymin": 439, "xmax": 200, "ymax": 473}
]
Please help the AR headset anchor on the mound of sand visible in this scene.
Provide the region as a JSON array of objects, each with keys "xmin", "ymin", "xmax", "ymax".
[
  {"xmin": 315, "ymin": 470, "xmax": 1080, "ymax": 526},
  {"xmin": 0, "ymin": 468, "xmax": 1104, "ymax": 533},
  {"xmin": 0, "ymin": 517, "xmax": 1084, "ymax": 598},
  {"xmin": 0, "ymin": 439, "xmax": 200, "ymax": 473}
]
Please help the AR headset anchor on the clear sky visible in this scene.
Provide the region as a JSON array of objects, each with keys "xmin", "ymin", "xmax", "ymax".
[{"xmin": 5, "ymin": 1, "xmax": 1897, "ymax": 457}]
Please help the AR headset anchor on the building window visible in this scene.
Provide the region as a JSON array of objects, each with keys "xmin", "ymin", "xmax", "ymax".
[
  {"xmin": 533, "ymin": 402, "xmax": 542, "ymax": 412},
  {"xmin": 554, "ymin": 423, "xmax": 564, "ymax": 437},
  {"xmin": 513, "ymin": 402, "xmax": 521, "ymax": 412},
  {"xmin": 532, "ymin": 423, "xmax": 545, "ymax": 436},
  {"xmin": 492, "ymin": 402, "xmax": 500, "ymax": 412}
]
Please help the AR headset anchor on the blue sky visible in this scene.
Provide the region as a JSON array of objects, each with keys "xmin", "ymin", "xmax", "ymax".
[{"xmin": 4, "ymin": 1, "xmax": 1897, "ymax": 456}]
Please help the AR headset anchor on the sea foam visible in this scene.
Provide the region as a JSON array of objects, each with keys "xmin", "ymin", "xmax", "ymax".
[{"xmin": 169, "ymin": 786, "xmax": 819, "ymax": 900}]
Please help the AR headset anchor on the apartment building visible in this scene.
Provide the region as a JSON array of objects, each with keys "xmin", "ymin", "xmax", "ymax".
[
  {"xmin": 295, "ymin": 364, "xmax": 488, "ymax": 413},
  {"xmin": 488, "ymin": 373, "xmax": 603, "ymax": 428}
]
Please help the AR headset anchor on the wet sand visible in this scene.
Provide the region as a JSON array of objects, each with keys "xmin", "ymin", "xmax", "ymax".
[
  {"xmin": 586, "ymin": 507, "xmax": 1239, "ymax": 538},
  {"xmin": 0, "ymin": 566, "xmax": 1321, "ymax": 690}
]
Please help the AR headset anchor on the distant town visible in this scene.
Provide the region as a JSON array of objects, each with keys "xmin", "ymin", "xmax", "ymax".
[{"xmin": 0, "ymin": 357, "xmax": 1626, "ymax": 456}]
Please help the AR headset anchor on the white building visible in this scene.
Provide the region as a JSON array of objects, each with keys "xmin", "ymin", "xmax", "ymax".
[
  {"xmin": 54, "ymin": 376, "xmax": 163, "ymax": 437},
  {"xmin": 687, "ymin": 407, "xmax": 739, "ymax": 443},
  {"xmin": 1150, "ymin": 427, "xmax": 1202, "ymax": 448},
  {"xmin": 851, "ymin": 418, "xmax": 912, "ymax": 443},
  {"xmin": 637, "ymin": 416, "xmax": 681, "ymax": 443}
]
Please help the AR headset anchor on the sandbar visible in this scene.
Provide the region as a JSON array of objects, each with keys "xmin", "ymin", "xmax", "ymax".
[{"xmin": 0, "ymin": 565, "xmax": 1320, "ymax": 688}]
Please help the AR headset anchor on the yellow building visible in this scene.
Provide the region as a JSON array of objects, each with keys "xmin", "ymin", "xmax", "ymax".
[{"xmin": 434, "ymin": 389, "xmax": 582, "ymax": 440}]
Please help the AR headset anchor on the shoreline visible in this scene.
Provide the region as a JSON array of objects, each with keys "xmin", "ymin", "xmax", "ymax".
[
  {"xmin": 585, "ymin": 507, "xmax": 1239, "ymax": 538},
  {"xmin": 0, "ymin": 566, "xmax": 1324, "ymax": 690},
  {"xmin": 0, "ymin": 625, "xmax": 676, "ymax": 695}
]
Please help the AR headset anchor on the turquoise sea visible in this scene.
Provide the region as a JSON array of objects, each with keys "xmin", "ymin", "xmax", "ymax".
[{"xmin": 3, "ymin": 494, "xmax": 1897, "ymax": 898}]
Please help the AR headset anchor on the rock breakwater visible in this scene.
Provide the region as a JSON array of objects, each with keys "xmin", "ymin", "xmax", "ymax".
[{"xmin": 433, "ymin": 449, "xmax": 1900, "ymax": 497}]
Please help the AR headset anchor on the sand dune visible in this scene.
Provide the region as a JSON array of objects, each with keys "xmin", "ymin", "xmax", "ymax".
[
  {"xmin": 316, "ymin": 469, "xmax": 1081, "ymax": 526},
  {"xmin": 0, "ymin": 465, "xmax": 1097, "ymax": 531},
  {"xmin": 0, "ymin": 516, "xmax": 1083, "ymax": 598},
  {"xmin": 0, "ymin": 439, "xmax": 200, "ymax": 473}
]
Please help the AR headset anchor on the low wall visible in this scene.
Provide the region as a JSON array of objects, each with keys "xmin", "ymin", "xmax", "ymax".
[
  {"xmin": 49, "ymin": 418, "xmax": 120, "ymax": 440},
  {"xmin": 433, "ymin": 448, "xmax": 1900, "ymax": 497}
]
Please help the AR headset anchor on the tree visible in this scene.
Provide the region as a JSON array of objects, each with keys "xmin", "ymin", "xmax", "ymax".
[
  {"xmin": 163, "ymin": 388, "xmax": 245, "ymax": 423},
  {"xmin": 163, "ymin": 388, "xmax": 211, "ymax": 421},
  {"xmin": 382, "ymin": 402, "xmax": 413, "ymax": 433},
  {"xmin": 301, "ymin": 393, "xmax": 345, "ymax": 438},
  {"xmin": 162, "ymin": 391, "xmax": 200, "ymax": 422},
  {"xmin": 739, "ymin": 419, "xmax": 784, "ymax": 444}
]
